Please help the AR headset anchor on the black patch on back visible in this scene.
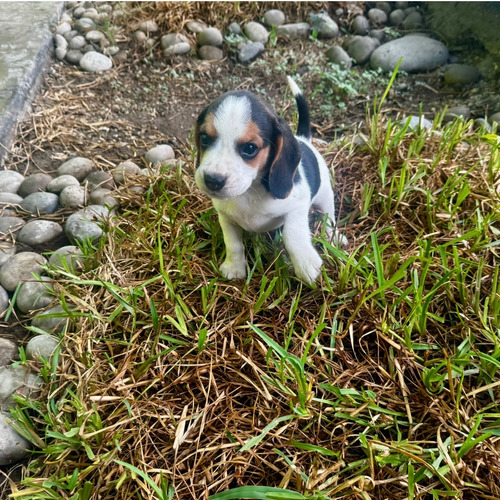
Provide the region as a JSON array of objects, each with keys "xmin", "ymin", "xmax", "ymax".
[{"xmin": 297, "ymin": 141, "xmax": 320, "ymax": 198}]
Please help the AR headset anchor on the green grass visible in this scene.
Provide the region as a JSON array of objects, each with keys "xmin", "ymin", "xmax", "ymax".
[{"xmin": 6, "ymin": 98, "xmax": 500, "ymax": 499}]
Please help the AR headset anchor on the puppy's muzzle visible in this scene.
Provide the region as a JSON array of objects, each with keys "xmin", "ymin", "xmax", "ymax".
[{"xmin": 204, "ymin": 173, "xmax": 226, "ymax": 193}]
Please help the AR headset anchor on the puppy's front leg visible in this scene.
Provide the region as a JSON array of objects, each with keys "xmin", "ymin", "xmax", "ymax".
[
  {"xmin": 282, "ymin": 212, "xmax": 323, "ymax": 284},
  {"xmin": 218, "ymin": 213, "xmax": 247, "ymax": 279}
]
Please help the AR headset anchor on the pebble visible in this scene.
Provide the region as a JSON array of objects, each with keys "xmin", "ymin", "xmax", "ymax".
[
  {"xmin": 238, "ymin": 42, "xmax": 265, "ymax": 64},
  {"xmin": 145, "ymin": 145, "xmax": 175, "ymax": 165},
  {"xmin": 0, "ymin": 244, "xmax": 16, "ymax": 268},
  {"xmin": 64, "ymin": 29, "xmax": 79, "ymax": 42},
  {"xmin": 389, "ymin": 9, "xmax": 406, "ymax": 26},
  {"xmin": 0, "ymin": 192, "xmax": 23, "ymax": 208},
  {"xmin": 443, "ymin": 105, "xmax": 471, "ymax": 122},
  {"xmin": 0, "ymin": 171, "xmax": 24, "ymax": 194},
  {"xmin": 0, "ymin": 364, "xmax": 40, "ymax": 411},
  {"xmin": 16, "ymin": 277, "xmax": 54, "ymax": 314},
  {"xmin": 55, "ymin": 46, "xmax": 68, "ymax": 61},
  {"xmin": 402, "ymin": 11, "xmax": 423, "ymax": 30},
  {"xmin": 326, "ymin": 45, "xmax": 352, "ymax": 69},
  {"xmin": 228, "ymin": 22, "xmax": 242, "ymax": 35},
  {"xmin": 85, "ymin": 30, "xmax": 106, "ymax": 43},
  {"xmin": 368, "ymin": 8, "xmax": 388, "ymax": 25},
  {"xmin": 84, "ymin": 170, "xmax": 114, "ymax": 191},
  {"xmin": 56, "ymin": 21, "xmax": 72, "ymax": 35},
  {"xmin": 49, "ymin": 245, "xmax": 85, "ymax": 272},
  {"xmin": 197, "ymin": 27, "xmax": 223, "ymax": 46},
  {"xmin": 489, "ymin": 112, "xmax": 500, "ymax": 125},
  {"xmin": 0, "ymin": 412, "xmax": 31, "ymax": 465},
  {"xmin": 138, "ymin": 20, "xmax": 158, "ymax": 33},
  {"xmin": 17, "ymin": 173, "xmax": 53, "ymax": 197},
  {"xmin": 46, "ymin": 174, "xmax": 80, "ymax": 194},
  {"xmin": 69, "ymin": 35, "xmax": 86, "ymax": 50},
  {"xmin": 65, "ymin": 205, "xmax": 110, "ymax": 243},
  {"xmin": 161, "ymin": 33, "xmax": 189, "ymax": 49},
  {"xmin": 243, "ymin": 22, "xmax": 269, "ymax": 44},
  {"xmin": 164, "ymin": 43, "xmax": 192, "ymax": 56},
  {"xmin": 88, "ymin": 188, "xmax": 119, "ymax": 209},
  {"xmin": 75, "ymin": 17, "xmax": 97, "ymax": 31},
  {"xmin": 309, "ymin": 12, "xmax": 339, "ymax": 38},
  {"xmin": 26, "ymin": 335, "xmax": 59, "ymax": 362},
  {"xmin": 80, "ymin": 51, "xmax": 113, "ymax": 72},
  {"xmin": 16, "ymin": 220, "xmax": 63, "ymax": 247},
  {"xmin": 0, "ymin": 217, "xmax": 25, "ymax": 238},
  {"xmin": 0, "ymin": 252, "xmax": 47, "ymax": 292},
  {"xmin": 443, "ymin": 64, "xmax": 481, "ymax": 86},
  {"xmin": 352, "ymin": 15, "xmax": 370, "ymax": 35},
  {"xmin": 31, "ymin": 304, "xmax": 69, "ymax": 334},
  {"xmin": 54, "ymin": 34, "xmax": 68, "ymax": 51},
  {"xmin": 0, "ymin": 338, "xmax": 17, "ymax": 366},
  {"xmin": 59, "ymin": 184, "xmax": 87, "ymax": 208},
  {"xmin": 402, "ymin": 115, "xmax": 434, "ymax": 131},
  {"xmin": 20, "ymin": 192, "xmax": 59, "ymax": 214},
  {"xmin": 375, "ymin": 2, "xmax": 392, "ymax": 14},
  {"xmin": 113, "ymin": 161, "xmax": 142, "ymax": 184},
  {"xmin": 186, "ymin": 21, "xmax": 206, "ymax": 33},
  {"xmin": 65, "ymin": 50, "xmax": 84, "ymax": 65},
  {"xmin": 0, "ymin": 286, "xmax": 9, "ymax": 316},
  {"xmin": 370, "ymin": 35, "xmax": 449, "ymax": 73},
  {"xmin": 73, "ymin": 6, "xmax": 85, "ymax": 18},
  {"xmin": 276, "ymin": 23, "xmax": 311, "ymax": 40},
  {"xmin": 347, "ymin": 36, "xmax": 379, "ymax": 64},
  {"xmin": 197, "ymin": 45, "xmax": 224, "ymax": 61},
  {"xmin": 263, "ymin": 9, "xmax": 285, "ymax": 27},
  {"xmin": 57, "ymin": 157, "xmax": 95, "ymax": 181}
]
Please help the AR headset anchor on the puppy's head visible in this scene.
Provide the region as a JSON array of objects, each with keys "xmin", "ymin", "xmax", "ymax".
[{"xmin": 195, "ymin": 91, "xmax": 300, "ymax": 200}]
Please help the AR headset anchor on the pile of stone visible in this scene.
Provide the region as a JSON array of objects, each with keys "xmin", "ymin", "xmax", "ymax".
[{"xmin": 0, "ymin": 144, "xmax": 175, "ymax": 466}]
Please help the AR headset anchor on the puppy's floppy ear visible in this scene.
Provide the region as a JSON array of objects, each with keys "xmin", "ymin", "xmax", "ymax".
[
  {"xmin": 194, "ymin": 106, "xmax": 208, "ymax": 168},
  {"xmin": 268, "ymin": 117, "xmax": 301, "ymax": 199}
]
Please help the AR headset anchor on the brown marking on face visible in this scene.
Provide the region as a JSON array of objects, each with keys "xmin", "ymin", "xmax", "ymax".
[
  {"xmin": 246, "ymin": 146, "xmax": 270, "ymax": 170},
  {"xmin": 238, "ymin": 121, "xmax": 265, "ymax": 149},
  {"xmin": 200, "ymin": 113, "xmax": 217, "ymax": 137}
]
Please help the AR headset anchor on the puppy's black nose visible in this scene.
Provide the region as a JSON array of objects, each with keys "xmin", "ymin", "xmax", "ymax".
[{"xmin": 204, "ymin": 173, "xmax": 226, "ymax": 192}]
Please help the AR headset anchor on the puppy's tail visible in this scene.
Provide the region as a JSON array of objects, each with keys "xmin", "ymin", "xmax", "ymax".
[{"xmin": 287, "ymin": 76, "xmax": 311, "ymax": 140}]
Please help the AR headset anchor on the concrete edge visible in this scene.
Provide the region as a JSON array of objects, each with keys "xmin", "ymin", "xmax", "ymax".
[{"xmin": 0, "ymin": 2, "xmax": 65, "ymax": 168}]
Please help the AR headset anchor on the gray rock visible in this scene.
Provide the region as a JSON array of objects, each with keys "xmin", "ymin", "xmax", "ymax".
[
  {"xmin": 352, "ymin": 15, "xmax": 370, "ymax": 35},
  {"xmin": 20, "ymin": 192, "xmax": 59, "ymax": 214},
  {"xmin": 0, "ymin": 338, "xmax": 17, "ymax": 366},
  {"xmin": 144, "ymin": 145, "xmax": 175, "ymax": 165},
  {"xmin": 54, "ymin": 34, "xmax": 68, "ymax": 51},
  {"xmin": 88, "ymin": 188, "xmax": 119, "ymax": 209},
  {"xmin": 56, "ymin": 21, "xmax": 72, "ymax": 35},
  {"xmin": 395, "ymin": 1, "xmax": 409, "ymax": 8},
  {"xmin": 0, "ymin": 171, "xmax": 24, "ymax": 194},
  {"xmin": 46, "ymin": 174, "xmax": 80, "ymax": 194},
  {"xmin": 0, "ymin": 412, "xmax": 31, "ymax": 465},
  {"xmin": 59, "ymin": 185, "xmax": 87, "ymax": 208},
  {"xmin": 186, "ymin": 21, "xmax": 206, "ymax": 33},
  {"xmin": 402, "ymin": 11, "xmax": 423, "ymax": 30},
  {"xmin": 103, "ymin": 46, "xmax": 120, "ymax": 57},
  {"xmin": 443, "ymin": 105, "xmax": 471, "ymax": 122},
  {"xmin": 326, "ymin": 45, "xmax": 352, "ymax": 69},
  {"xmin": 197, "ymin": 45, "xmax": 224, "ymax": 61},
  {"xmin": 0, "ymin": 217, "xmax": 25, "ymax": 238},
  {"xmin": 69, "ymin": 35, "xmax": 86, "ymax": 50},
  {"xmin": 138, "ymin": 20, "xmax": 158, "ymax": 33},
  {"xmin": 370, "ymin": 35, "xmax": 449, "ymax": 73},
  {"xmin": 65, "ymin": 49, "xmax": 84, "ymax": 65},
  {"xmin": 113, "ymin": 161, "xmax": 142, "ymax": 184},
  {"xmin": 238, "ymin": 42, "xmax": 265, "ymax": 64},
  {"xmin": 243, "ymin": 22, "xmax": 269, "ymax": 44},
  {"xmin": 0, "ymin": 244, "xmax": 16, "ymax": 268},
  {"xmin": 73, "ymin": 6, "xmax": 85, "ymax": 18},
  {"xmin": 164, "ymin": 42, "xmax": 192, "ymax": 56},
  {"xmin": 57, "ymin": 157, "xmax": 95, "ymax": 181},
  {"xmin": 263, "ymin": 9, "xmax": 285, "ymax": 27},
  {"xmin": 309, "ymin": 12, "xmax": 339, "ymax": 38},
  {"xmin": 369, "ymin": 29, "xmax": 386, "ymax": 43},
  {"xmin": 134, "ymin": 30, "xmax": 148, "ymax": 44},
  {"xmin": 0, "ymin": 192, "xmax": 23, "ymax": 209},
  {"xmin": 16, "ymin": 277, "xmax": 53, "ymax": 314},
  {"xmin": 83, "ymin": 8, "xmax": 99, "ymax": 21},
  {"xmin": 228, "ymin": 22, "xmax": 242, "ymax": 35},
  {"xmin": 75, "ymin": 17, "xmax": 97, "ymax": 31},
  {"xmin": 375, "ymin": 2, "xmax": 392, "ymax": 14},
  {"xmin": 276, "ymin": 23, "xmax": 311, "ymax": 40},
  {"xmin": 65, "ymin": 205, "xmax": 110, "ymax": 243},
  {"xmin": 444, "ymin": 64, "xmax": 481, "ymax": 86},
  {"xmin": 55, "ymin": 46, "xmax": 68, "ymax": 61},
  {"xmin": 474, "ymin": 118, "xmax": 492, "ymax": 132},
  {"xmin": 16, "ymin": 220, "xmax": 63, "ymax": 247},
  {"xmin": 80, "ymin": 51, "xmax": 113, "ymax": 72},
  {"xmin": 31, "ymin": 304, "xmax": 69, "ymax": 334},
  {"xmin": 86, "ymin": 30, "xmax": 106, "ymax": 44},
  {"xmin": 0, "ymin": 286, "xmax": 9, "ymax": 317},
  {"xmin": 0, "ymin": 364, "xmax": 40, "ymax": 412},
  {"xmin": 389, "ymin": 9, "xmax": 406, "ymax": 26},
  {"xmin": 63, "ymin": 29, "xmax": 79, "ymax": 42},
  {"xmin": 84, "ymin": 170, "xmax": 114, "ymax": 191},
  {"xmin": 0, "ymin": 252, "xmax": 47, "ymax": 292},
  {"xmin": 489, "ymin": 112, "xmax": 500, "ymax": 125},
  {"xmin": 26, "ymin": 335, "xmax": 59, "ymax": 362},
  {"xmin": 161, "ymin": 33, "xmax": 189, "ymax": 49},
  {"xmin": 368, "ymin": 8, "xmax": 388, "ymax": 25},
  {"xmin": 49, "ymin": 245, "xmax": 85, "ymax": 272},
  {"xmin": 197, "ymin": 27, "xmax": 223, "ymax": 46},
  {"xmin": 347, "ymin": 36, "xmax": 379, "ymax": 64},
  {"xmin": 401, "ymin": 115, "xmax": 433, "ymax": 131},
  {"xmin": 17, "ymin": 173, "xmax": 52, "ymax": 197}
]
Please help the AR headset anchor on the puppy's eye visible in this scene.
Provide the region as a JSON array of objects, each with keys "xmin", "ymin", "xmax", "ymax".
[
  {"xmin": 199, "ymin": 133, "xmax": 214, "ymax": 149},
  {"xmin": 239, "ymin": 142, "xmax": 259, "ymax": 159}
]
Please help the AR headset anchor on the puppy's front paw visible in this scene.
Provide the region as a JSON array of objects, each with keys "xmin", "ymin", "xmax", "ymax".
[
  {"xmin": 325, "ymin": 227, "xmax": 348, "ymax": 247},
  {"xmin": 292, "ymin": 251, "xmax": 323, "ymax": 284},
  {"xmin": 220, "ymin": 259, "xmax": 246, "ymax": 280}
]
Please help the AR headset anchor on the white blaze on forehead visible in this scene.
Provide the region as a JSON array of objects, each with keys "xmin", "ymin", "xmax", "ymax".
[{"xmin": 213, "ymin": 95, "xmax": 252, "ymax": 144}]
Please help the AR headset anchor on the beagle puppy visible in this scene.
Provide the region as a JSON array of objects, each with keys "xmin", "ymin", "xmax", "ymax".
[{"xmin": 194, "ymin": 76, "xmax": 346, "ymax": 283}]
